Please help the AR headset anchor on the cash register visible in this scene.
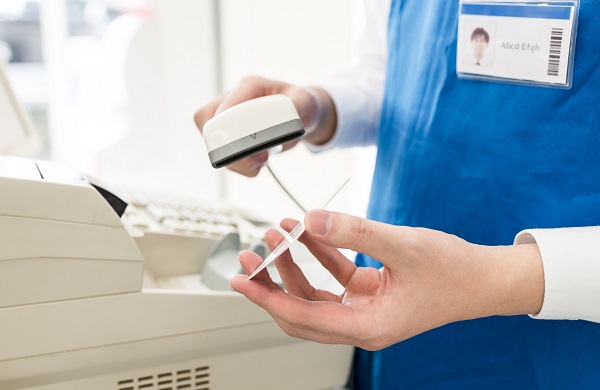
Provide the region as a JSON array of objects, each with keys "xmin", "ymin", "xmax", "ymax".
[{"xmin": 0, "ymin": 62, "xmax": 352, "ymax": 390}]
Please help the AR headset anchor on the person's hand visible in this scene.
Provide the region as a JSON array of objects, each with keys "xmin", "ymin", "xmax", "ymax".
[
  {"xmin": 194, "ymin": 76, "xmax": 336, "ymax": 177},
  {"xmin": 230, "ymin": 210, "xmax": 544, "ymax": 350}
]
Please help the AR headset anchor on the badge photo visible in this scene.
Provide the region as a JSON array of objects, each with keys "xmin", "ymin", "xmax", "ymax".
[{"xmin": 463, "ymin": 21, "xmax": 496, "ymax": 67}]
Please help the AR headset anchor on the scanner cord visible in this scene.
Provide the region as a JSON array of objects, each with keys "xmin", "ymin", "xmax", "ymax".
[{"xmin": 266, "ymin": 163, "xmax": 307, "ymax": 214}]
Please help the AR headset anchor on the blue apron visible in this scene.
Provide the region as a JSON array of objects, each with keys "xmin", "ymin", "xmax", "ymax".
[{"xmin": 354, "ymin": 1, "xmax": 600, "ymax": 389}]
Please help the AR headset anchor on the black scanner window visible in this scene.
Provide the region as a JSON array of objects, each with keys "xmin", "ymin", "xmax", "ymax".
[
  {"xmin": 208, "ymin": 118, "xmax": 305, "ymax": 169},
  {"xmin": 214, "ymin": 131, "xmax": 303, "ymax": 168}
]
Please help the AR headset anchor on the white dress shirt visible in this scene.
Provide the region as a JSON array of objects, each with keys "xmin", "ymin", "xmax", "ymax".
[{"xmin": 316, "ymin": 0, "xmax": 600, "ymax": 324}]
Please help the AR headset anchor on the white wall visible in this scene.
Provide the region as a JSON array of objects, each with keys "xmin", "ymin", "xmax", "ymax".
[{"xmin": 95, "ymin": 0, "xmax": 223, "ymax": 203}]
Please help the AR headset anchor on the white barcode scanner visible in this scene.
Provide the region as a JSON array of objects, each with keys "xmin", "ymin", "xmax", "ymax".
[{"xmin": 202, "ymin": 95, "xmax": 305, "ymax": 168}]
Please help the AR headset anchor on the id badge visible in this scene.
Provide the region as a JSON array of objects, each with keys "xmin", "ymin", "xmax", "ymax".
[{"xmin": 456, "ymin": 0, "xmax": 580, "ymax": 88}]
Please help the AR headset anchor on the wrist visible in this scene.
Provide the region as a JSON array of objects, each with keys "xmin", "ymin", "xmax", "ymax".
[
  {"xmin": 302, "ymin": 87, "xmax": 323, "ymax": 135},
  {"xmin": 303, "ymin": 86, "xmax": 337, "ymax": 146},
  {"xmin": 489, "ymin": 243, "xmax": 545, "ymax": 317}
]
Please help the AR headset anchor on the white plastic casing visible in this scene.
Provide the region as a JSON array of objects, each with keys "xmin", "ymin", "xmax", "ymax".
[
  {"xmin": 0, "ymin": 156, "xmax": 144, "ymax": 308},
  {"xmin": 202, "ymin": 94, "xmax": 300, "ymax": 152}
]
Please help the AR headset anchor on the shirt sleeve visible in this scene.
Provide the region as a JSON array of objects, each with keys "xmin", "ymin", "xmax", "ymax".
[
  {"xmin": 307, "ymin": 0, "xmax": 390, "ymax": 151},
  {"xmin": 514, "ymin": 227, "xmax": 600, "ymax": 323}
]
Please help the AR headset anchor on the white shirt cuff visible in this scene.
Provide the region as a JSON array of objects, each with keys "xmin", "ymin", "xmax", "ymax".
[{"xmin": 514, "ymin": 227, "xmax": 600, "ymax": 323}]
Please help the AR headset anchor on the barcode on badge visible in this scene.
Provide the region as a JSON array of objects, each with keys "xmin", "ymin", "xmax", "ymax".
[{"xmin": 548, "ymin": 28, "xmax": 564, "ymax": 77}]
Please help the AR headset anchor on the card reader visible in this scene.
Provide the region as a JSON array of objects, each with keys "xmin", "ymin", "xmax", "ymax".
[{"xmin": 203, "ymin": 95, "xmax": 305, "ymax": 168}]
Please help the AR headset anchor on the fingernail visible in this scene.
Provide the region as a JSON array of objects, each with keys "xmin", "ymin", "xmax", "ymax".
[
  {"xmin": 264, "ymin": 232, "xmax": 273, "ymax": 249},
  {"xmin": 306, "ymin": 210, "xmax": 331, "ymax": 236}
]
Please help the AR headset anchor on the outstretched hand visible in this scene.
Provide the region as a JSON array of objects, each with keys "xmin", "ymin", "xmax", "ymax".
[{"xmin": 230, "ymin": 210, "xmax": 544, "ymax": 350}]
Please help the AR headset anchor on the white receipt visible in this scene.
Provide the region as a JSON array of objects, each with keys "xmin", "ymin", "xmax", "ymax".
[{"xmin": 247, "ymin": 177, "xmax": 351, "ymax": 280}]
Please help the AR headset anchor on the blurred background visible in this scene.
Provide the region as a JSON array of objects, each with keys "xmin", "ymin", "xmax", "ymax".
[{"xmin": 0, "ymin": 0, "xmax": 376, "ymax": 224}]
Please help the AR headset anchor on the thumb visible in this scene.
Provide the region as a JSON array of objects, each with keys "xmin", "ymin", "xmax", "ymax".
[{"xmin": 304, "ymin": 210, "xmax": 399, "ymax": 264}]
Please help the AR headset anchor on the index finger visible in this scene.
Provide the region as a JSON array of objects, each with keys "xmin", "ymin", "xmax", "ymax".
[
  {"xmin": 281, "ymin": 218, "xmax": 357, "ymax": 287},
  {"xmin": 265, "ymin": 229, "xmax": 341, "ymax": 302}
]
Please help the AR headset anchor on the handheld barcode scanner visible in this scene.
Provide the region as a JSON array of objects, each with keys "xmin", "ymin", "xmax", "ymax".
[{"xmin": 203, "ymin": 95, "xmax": 305, "ymax": 168}]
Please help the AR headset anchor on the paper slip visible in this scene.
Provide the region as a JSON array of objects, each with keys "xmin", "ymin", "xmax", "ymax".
[{"xmin": 247, "ymin": 177, "xmax": 351, "ymax": 280}]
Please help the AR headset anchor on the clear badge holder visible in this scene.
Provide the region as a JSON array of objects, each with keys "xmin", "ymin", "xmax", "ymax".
[{"xmin": 456, "ymin": 0, "xmax": 580, "ymax": 89}]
